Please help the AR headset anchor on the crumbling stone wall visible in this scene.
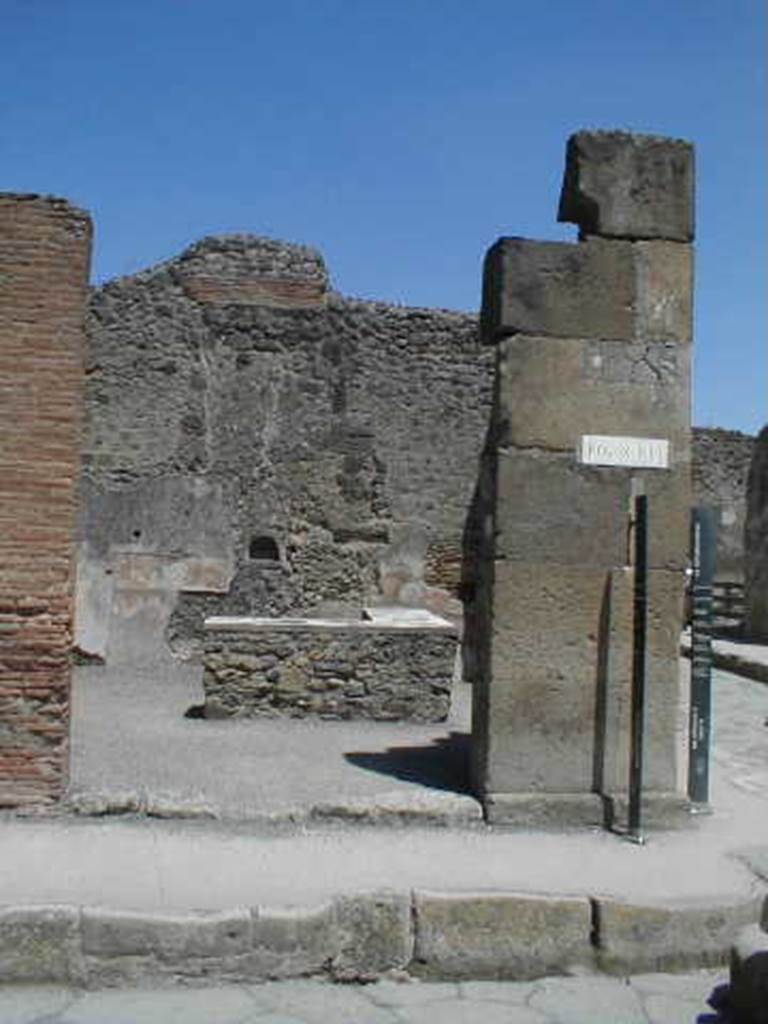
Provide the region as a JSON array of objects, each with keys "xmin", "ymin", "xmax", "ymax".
[
  {"xmin": 745, "ymin": 426, "xmax": 768, "ymax": 640},
  {"xmin": 79, "ymin": 230, "xmax": 754, "ymax": 669},
  {"xmin": 692, "ymin": 427, "xmax": 754, "ymax": 580},
  {"xmin": 0, "ymin": 194, "xmax": 92, "ymax": 806},
  {"xmin": 79, "ymin": 239, "xmax": 491, "ymax": 663}
]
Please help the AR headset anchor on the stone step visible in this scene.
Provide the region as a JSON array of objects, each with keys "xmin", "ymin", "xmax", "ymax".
[{"xmin": 1, "ymin": 890, "xmax": 761, "ymax": 988}]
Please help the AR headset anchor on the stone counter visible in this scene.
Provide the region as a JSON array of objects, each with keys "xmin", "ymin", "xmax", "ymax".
[{"xmin": 202, "ymin": 610, "xmax": 458, "ymax": 721}]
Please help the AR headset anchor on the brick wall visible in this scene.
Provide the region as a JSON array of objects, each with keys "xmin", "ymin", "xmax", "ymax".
[{"xmin": 0, "ymin": 194, "xmax": 92, "ymax": 806}]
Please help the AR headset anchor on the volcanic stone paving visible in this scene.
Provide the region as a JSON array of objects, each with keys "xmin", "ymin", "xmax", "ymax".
[{"xmin": 0, "ymin": 971, "xmax": 734, "ymax": 1023}]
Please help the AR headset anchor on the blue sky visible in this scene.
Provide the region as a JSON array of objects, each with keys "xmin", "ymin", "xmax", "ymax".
[{"xmin": 2, "ymin": 0, "xmax": 765, "ymax": 432}]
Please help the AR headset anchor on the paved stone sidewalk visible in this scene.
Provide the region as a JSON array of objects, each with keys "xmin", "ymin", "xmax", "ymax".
[{"xmin": 0, "ymin": 972, "xmax": 733, "ymax": 1023}]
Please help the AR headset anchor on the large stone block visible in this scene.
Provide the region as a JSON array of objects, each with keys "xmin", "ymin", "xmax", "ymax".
[
  {"xmin": 482, "ymin": 236, "xmax": 692, "ymax": 344},
  {"xmin": 81, "ymin": 907, "xmax": 252, "ymax": 959},
  {"xmin": 249, "ymin": 903, "xmax": 336, "ymax": 979},
  {"xmin": 558, "ymin": 130, "xmax": 694, "ymax": 242},
  {"xmin": 412, "ymin": 891, "xmax": 594, "ymax": 979},
  {"xmin": 596, "ymin": 895, "xmax": 760, "ymax": 974},
  {"xmin": 597, "ymin": 567, "xmax": 687, "ymax": 795},
  {"xmin": 492, "ymin": 448, "xmax": 691, "ymax": 573},
  {"xmin": 496, "ymin": 335, "xmax": 691, "ymax": 452},
  {"xmin": 482, "ymin": 236, "xmax": 635, "ymax": 342},
  {"xmin": 634, "ymin": 240, "xmax": 693, "ymax": 342},
  {"xmin": 330, "ymin": 891, "xmax": 413, "ymax": 981},
  {"xmin": 473, "ymin": 563, "xmax": 685, "ymax": 797}
]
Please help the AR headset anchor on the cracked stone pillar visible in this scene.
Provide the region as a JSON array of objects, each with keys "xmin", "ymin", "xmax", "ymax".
[{"xmin": 471, "ymin": 131, "xmax": 694, "ymax": 827}]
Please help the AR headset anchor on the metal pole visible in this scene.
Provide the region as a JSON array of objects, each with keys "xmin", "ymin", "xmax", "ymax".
[
  {"xmin": 688, "ymin": 506, "xmax": 717, "ymax": 806},
  {"xmin": 628, "ymin": 493, "xmax": 648, "ymax": 841}
]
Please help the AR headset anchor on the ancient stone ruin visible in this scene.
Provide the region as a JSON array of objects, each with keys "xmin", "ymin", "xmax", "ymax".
[
  {"xmin": 0, "ymin": 130, "xmax": 759, "ymax": 808},
  {"xmin": 202, "ymin": 608, "xmax": 456, "ymax": 722},
  {"xmin": 471, "ymin": 131, "xmax": 695, "ymax": 825}
]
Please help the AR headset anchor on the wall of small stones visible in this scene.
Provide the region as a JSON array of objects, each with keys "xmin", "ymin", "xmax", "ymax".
[
  {"xmin": 203, "ymin": 621, "xmax": 456, "ymax": 721},
  {"xmin": 79, "ymin": 236, "xmax": 490, "ymax": 664},
  {"xmin": 79, "ymin": 233, "xmax": 754, "ymax": 667}
]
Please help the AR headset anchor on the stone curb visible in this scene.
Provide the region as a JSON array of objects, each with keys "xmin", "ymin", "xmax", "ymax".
[
  {"xmin": 0, "ymin": 889, "xmax": 763, "ymax": 988},
  {"xmin": 64, "ymin": 790, "xmax": 484, "ymax": 828}
]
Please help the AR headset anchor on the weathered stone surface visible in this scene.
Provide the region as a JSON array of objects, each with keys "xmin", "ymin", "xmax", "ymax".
[
  {"xmin": 482, "ymin": 235, "xmax": 693, "ymax": 345},
  {"xmin": 77, "ymin": 221, "xmax": 738, "ymax": 672},
  {"xmin": 473, "ymin": 563, "xmax": 684, "ymax": 797},
  {"xmin": 202, "ymin": 617, "xmax": 456, "ymax": 722},
  {"xmin": 249, "ymin": 903, "xmax": 335, "ymax": 979},
  {"xmin": 0, "ymin": 905, "xmax": 82, "ymax": 983},
  {"xmin": 81, "ymin": 238, "xmax": 489, "ymax": 662},
  {"xmin": 746, "ymin": 425, "xmax": 768, "ymax": 640},
  {"xmin": 412, "ymin": 891, "xmax": 594, "ymax": 979},
  {"xmin": 482, "ymin": 236, "xmax": 635, "ymax": 342},
  {"xmin": 475, "ymin": 134, "xmax": 693, "ymax": 823},
  {"xmin": 81, "ymin": 907, "xmax": 252, "ymax": 959},
  {"xmin": 596, "ymin": 896, "xmax": 761, "ymax": 974},
  {"xmin": 81, "ymin": 907, "xmax": 255, "ymax": 986},
  {"xmin": 730, "ymin": 922, "xmax": 768, "ymax": 1024},
  {"xmin": 634, "ymin": 240, "xmax": 693, "ymax": 342},
  {"xmin": 558, "ymin": 130, "xmax": 694, "ymax": 242},
  {"xmin": 692, "ymin": 427, "xmax": 754, "ymax": 582},
  {"xmin": 492, "ymin": 449, "xmax": 690, "ymax": 572},
  {"xmin": 331, "ymin": 891, "xmax": 413, "ymax": 980},
  {"xmin": 496, "ymin": 335, "xmax": 690, "ymax": 454},
  {"xmin": 483, "ymin": 793, "xmax": 606, "ymax": 829}
]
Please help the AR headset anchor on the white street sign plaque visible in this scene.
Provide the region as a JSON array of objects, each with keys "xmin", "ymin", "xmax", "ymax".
[{"xmin": 579, "ymin": 435, "xmax": 670, "ymax": 469}]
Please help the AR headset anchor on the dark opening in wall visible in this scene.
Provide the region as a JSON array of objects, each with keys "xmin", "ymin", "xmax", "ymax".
[{"xmin": 249, "ymin": 535, "xmax": 279, "ymax": 561}]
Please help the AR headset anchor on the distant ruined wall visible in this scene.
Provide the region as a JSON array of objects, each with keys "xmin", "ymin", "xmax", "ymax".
[
  {"xmin": 78, "ymin": 237, "xmax": 491, "ymax": 663},
  {"xmin": 78, "ymin": 237, "xmax": 755, "ymax": 668},
  {"xmin": 745, "ymin": 426, "xmax": 768, "ymax": 640},
  {"xmin": 0, "ymin": 194, "xmax": 91, "ymax": 806},
  {"xmin": 692, "ymin": 427, "xmax": 754, "ymax": 580}
]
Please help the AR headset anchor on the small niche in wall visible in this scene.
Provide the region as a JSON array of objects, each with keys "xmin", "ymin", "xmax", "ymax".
[{"xmin": 249, "ymin": 535, "xmax": 280, "ymax": 562}]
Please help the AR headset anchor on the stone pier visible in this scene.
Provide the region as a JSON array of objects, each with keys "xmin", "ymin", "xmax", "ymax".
[
  {"xmin": 0, "ymin": 195, "xmax": 92, "ymax": 806},
  {"xmin": 471, "ymin": 131, "xmax": 694, "ymax": 827}
]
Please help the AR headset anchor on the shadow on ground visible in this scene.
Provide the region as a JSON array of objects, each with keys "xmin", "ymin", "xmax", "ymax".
[
  {"xmin": 697, "ymin": 981, "xmax": 736, "ymax": 1022},
  {"xmin": 344, "ymin": 731, "xmax": 471, "ymax": 794}
]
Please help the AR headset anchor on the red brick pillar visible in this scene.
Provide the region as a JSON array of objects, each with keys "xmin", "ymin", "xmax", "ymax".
[{"xmin": 0, "ymin": 194, "xmax": 92, "ymax": 806}]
